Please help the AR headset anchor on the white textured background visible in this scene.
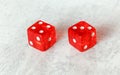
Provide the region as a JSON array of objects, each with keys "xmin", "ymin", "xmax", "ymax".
[{"xmin": 0, "ymin": 0, "xmax": 120, "ymax": 75}]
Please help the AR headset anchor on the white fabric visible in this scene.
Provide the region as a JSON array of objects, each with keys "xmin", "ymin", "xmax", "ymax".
[{"xmin": 0, "ymin": 0, "xmax": 120, "ymax": 75}]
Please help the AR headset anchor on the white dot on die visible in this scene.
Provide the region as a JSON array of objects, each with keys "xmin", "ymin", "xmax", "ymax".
[
  {"xmin": 84, "ymin": 45, "xmax": 88, "ymax": 49},
  {"xmin": 72, "ymin": 26, "xmax": 77, "ymax": 30},
  {"xmin": 36, "ymin": 36, "xmax": 40, "ymax": 41},
  {"xmin": 91, "ymin": 32, "xmax": 95, "ymax": 37},
  {"xmin": 39, "ymin": 30, "xmax": 44, "ymax": 33},
  {"xmin": 73, "ymin": 39, "xmax": 77, "ymax": 43},
  {"xmin": 48, "ymin": 37, "xmax": 52, "ymax": 41},
  {"xmin": 29, "ymin": 41, "xmax": 33, "ymax": 45},
  {"xmin": 80, "ymin": 26, "xmax": 85, "ymax": 30},
  {"xmin": 38, "ymin": 21, "xmax": 43, "ymax": 25},
  {"xmin": 46, "ymin": 25, "xmax": 51, "ymax": 28},
  {"xmin": 31, "ymin": 26, "xmax": 36, "ymax": 30},
  {"xmin": 88, "ymin": 26, "xmax": 92, "ymax": 30}
]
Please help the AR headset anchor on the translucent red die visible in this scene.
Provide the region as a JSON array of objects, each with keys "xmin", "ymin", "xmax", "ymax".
[
  {"xmin": 27, "ymin": 20, "xmax": 56, "ymax": 51},
  {"xmin": 68, "ymin": 21, "xmax": 97, "ymax": 52}
]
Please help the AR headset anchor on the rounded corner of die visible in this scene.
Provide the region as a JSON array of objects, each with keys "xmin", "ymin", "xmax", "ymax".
[
  {"xmin": 68, "ymin": 26, "xmax": 73, "ymax": 30},
  {"xmin": 79, "ymin": 21, "xmax": 86, "ymax": 23},
  {"xmin": 27, "ymin": 27, "xmax": 30, "ymax": 32},
  {"xmin": 37, "ymin": 19, "xmax": 43, "ymax": 22}
]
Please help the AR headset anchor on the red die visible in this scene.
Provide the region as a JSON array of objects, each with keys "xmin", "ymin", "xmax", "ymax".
[
  {"xmin": 27, "ymin": 20, "xmax": 56, "ymax": 51},
  {"xmin": 68, "ymin": 21, "xmax": 97, "ymax": 52}
]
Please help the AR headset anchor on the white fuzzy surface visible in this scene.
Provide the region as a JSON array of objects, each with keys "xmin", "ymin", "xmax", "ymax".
[{"xmin": 0, "ymin": 0, "xmax": 120, "ymax": 75}]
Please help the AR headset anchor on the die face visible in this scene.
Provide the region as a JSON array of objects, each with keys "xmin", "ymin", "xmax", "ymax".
[
  {"xmin": 41, "ymin": 29, "xmax": 56, "ymax": 50},
  {"xmin": 27, "ymin": 20, "xmax": 56, "ymax": 51},
  {"xmin": 68, "ymin": 21, "xmax": 97, "ymax": 52},
  {"xmin": 27, "ymin": 30, "xmax": 44, "ymax": 50}
]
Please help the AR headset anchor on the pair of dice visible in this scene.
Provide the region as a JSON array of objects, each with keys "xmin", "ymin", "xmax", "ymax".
[{"xmin": 27, "ymin": 20, "xmax": 97, "ymax": 52}]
